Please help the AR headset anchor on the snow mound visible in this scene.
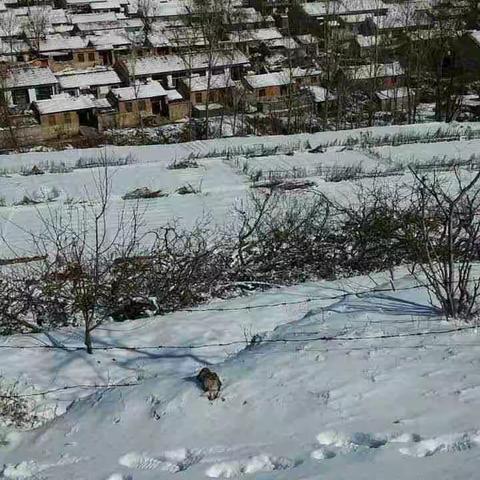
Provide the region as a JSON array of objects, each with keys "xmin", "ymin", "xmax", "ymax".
[
  {"xmin": 205, "ymin": 454, "xmax": 295, "ymax": 478},
  {"xmin": 118, "ymin": 448, "xmax": 200, "ymax": 472},
  {"xmin": 316, "ymin": 430, "xmax": 387, "ymax": 449}
]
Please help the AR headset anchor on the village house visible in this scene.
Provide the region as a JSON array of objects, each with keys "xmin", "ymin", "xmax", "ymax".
[
  {"xmin": 31, "ymin": 92, "xmax": 111, "ymax": 135},
  {"xmin": 302, "ymin": 85, "xmax": 337, "ymax": 114},
  {"xmin": 37, "ymin": 35, "xmax": 103, "ymax": 71},
  {"xmin": 104, "ymin": 80, "xmax": 187, "ymax": 127},
  {"xmin": 228, "ymin": 28, "xmax": 283, "ymax": 55},
  {"xmin": 243, "ymin": 68, "xmax": 322, "ymax": 104},
  {"xmin": 375, "ymin": 86, "xmax": 414, "ymax": 111},
  {"xmin": 178, "ymin": 73, "xmax": 236, "ymax": 117},
  {"xmin": 114, "ymin": 50, "xmax": 250, "ymax": 89},
  {"xmin": 55, "ymin": 66, "xmax": 122, "ymax": 97},
  {"xmin": 4, "ymin": 66, "xmax": 58, "ymax": 108},
  {"xmin": 86, "ymin": 30, "xmax": 132, "ymax": 65},
  {"xmin": 345, "ymin": 61, "xmax": 405, "ymax": 90}
]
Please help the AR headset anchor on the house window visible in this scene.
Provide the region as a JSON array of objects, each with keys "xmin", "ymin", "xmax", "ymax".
[
  {"xmin": 195, "ymin": 92, "xmax": 202, "ymax": 103},
  {"xmin": 48, "ymin": 115, "xmax": 56, "ymax": 126},
  {"xmin": 88, "ymin": 52, "xmax": 95, "ymax": 62},
  {"xmin": 12, "ymin": 89, "xmax": 29, "ymax": 106},
  {"xmin": 138, "ymin": 100, "xmax": 146, "ymax": 111},
  {"xmin": 125, "ymin": 102, "xmax": 132, "ymax": 112},
  {"xmin": 36, "ymin": 86, "xmax": 52, "ymax": 101},
  {"xmin": 208, "ymin": 90, "xmax": 216, "ymax": 102},
  {"xmin": 258, "ymin": 88, "xmax": 266, "ymax": 98},
  {"xmin": 78, "ymin": 53, "xmax": 85, "ymax": 62},
  {"xmin": 64, "ymin": 112, "xmax": 71, "ymax": 124}
]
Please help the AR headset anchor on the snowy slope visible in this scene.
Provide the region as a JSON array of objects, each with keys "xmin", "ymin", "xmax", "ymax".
[{"xmin": 1, "ymin": 271, "xmax": 480, "ymax": 479}]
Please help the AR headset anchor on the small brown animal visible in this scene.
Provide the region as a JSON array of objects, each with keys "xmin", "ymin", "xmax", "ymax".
[{"xmin": 197, "ymin": 368, "xmax": 222, "ymax": 400}]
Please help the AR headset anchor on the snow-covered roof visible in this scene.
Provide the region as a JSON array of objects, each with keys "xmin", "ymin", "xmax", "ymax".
[
  {"xmin": 87, "ymin": 30, "xmax": 131, "ymax": 49},
  {"xmin": 268, "ymin": 37, "xmax": 299, "ymax": 49},
  {"xmin": 376, "ymin": 86, "xmax": 412, "ymax": 99},
  {"xmin": 70, "ymin": 12, "xmax": 119, "ymax": 23},
  {"xmin": 295, "ymin": 33, "xmax": 318, "ymax": 45},
  {"xmin": 355, "ymin": 34, "xmax": 380, "ymax": 48},
  {"xmin": 127, "ymin": 1, "xmax": 188, "ymax": 17},
  {"xmin": 187, "ymin": 73, "xmax": 235, "ymax": 92},
  {"xmin": 244, "ymin": 67, "xmax": 321, "ymax": 89},
  {"xmin": 303, "ymin": 0, "xmax": 387, "ymax": 16},
  {"xmin": 166, "ymin": 89, "xmax": 182, "ymax": 101},
  {"xmin": 33, "ymin": 93, "xmax": 102, "ymax": 114},
  {"xmin": 56, "ymin": 66, "xmax": 122, "ymax": 90},
  {"xmin": 340, "ymin": 13, "xmax": 371, "ymax": 23},
  {"xmin": 244, "ymin": 71, "xmax": 291, "ymax": 89},
  {"xmin": 469, "ymin": 30, "xmax": 480, "ymax": 46},
  {"xmin": 110, "ymin": 81, "xmax": 167, "ymax": 100},
  {"xmin": 303, "ymin": 85, "xmax": 336, "ymax": 102},
  {"xmin": 5, "ymin": 66, "xmax": 58, "ymax": 89},
  {"xmin": 348, "ymin": 61, "xmax": 404, "ymax": 80},
  {"xmin": 302, "ymin": 2, "xmax": 339, "ymax": 16},
  {"xmin": 229, "ymin": 28, "xmax": 283, "ymax": 43},
  {"xmin": 123, "ymin": 50, "xmax": 249, "ymax": 76},
  {"xmin": 39, "ymin": 35, "xmax": 88, "ymax": 53},
  {"xmin": 91, "ymin": 0, "xmax": 123, "ymax": 10}
]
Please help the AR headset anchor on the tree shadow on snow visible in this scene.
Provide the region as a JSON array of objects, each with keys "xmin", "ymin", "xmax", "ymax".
[{"xmin": 327, "ymin": 293, "xmax": 441, "ymax": 317}]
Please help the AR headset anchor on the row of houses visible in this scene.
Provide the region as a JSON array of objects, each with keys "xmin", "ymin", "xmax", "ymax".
[{"xmin": 1, "ymin": 0, "xmax": 480, "ymax": 143}]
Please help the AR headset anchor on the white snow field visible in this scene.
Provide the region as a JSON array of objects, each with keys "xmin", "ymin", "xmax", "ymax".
[
  {"xmin": 1, "ymin": 121, "xmax": 479, "ymax": 257},
  {"xmin": 2, "ymin": 123, "xmax": 480, "ymax": 478},
  {"xmin": 1, "ymin": 270, "xmax": 480, "ymax": 479}
]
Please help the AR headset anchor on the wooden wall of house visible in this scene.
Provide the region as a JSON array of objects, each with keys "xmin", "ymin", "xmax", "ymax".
[
  {"xmin": 39, "ymin": 111, "xmax": 80, "ymax": 136},
  {"xmin": 169, "ymin": 101, "xmax": 189, "ymax": 121},
  {"xmin": 117, "ymin": 98, "xmax": 153, "ymax": 115}
]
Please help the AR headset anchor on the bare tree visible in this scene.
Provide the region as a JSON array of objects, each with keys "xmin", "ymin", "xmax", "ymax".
[
  {"xmin": 407, "ymin": 168, "xmax": 480, "ymax": 319},
  {"xmin": 25, "ymin": 152, "xmax": 146, "ymax": 353},
  {"xmin": 0, "ymin": 66, "xmax": 18, "ymax": 151},
  {"xmin": 24, "ymin": 6, "xmax": 50, "ymax": 55}
]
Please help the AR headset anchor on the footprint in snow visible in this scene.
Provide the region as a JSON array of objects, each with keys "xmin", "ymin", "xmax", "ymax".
[
  {"xmin": 399, "ymin": 432, "xmax": 480, "ymax": 457},
  {"xmin": 119, "ymin": 448, "xmax": 201, "ymax": 472},
  {"xmin": 205, "ymin": 454, "xmax": 298, "ymax": 478},
  {"xmin": 2, "ymin": 455, "xmax": 84, "ymax": 479},
  {"xmin": 310, "ymin": 447, "xmax": 336, "ymax": 460}
]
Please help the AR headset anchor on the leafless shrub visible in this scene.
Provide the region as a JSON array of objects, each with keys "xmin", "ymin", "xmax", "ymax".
[
  {"xmin": 405, "ymin": 168, "xmax": 480, "ymax": 319},
  {"xmin": 233, "ymin": 192, "xmax": 333, "ymax": 283}
]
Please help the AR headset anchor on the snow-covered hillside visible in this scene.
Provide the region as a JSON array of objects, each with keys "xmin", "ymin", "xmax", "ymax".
[
  {"xmin": 2, "ymin": 123, "xmax": 480, "ymax": 479},
  {"xmin": 1, "ymin": 270, "xmax": 480, "ymax": 479},
  {"xmin": 1, "ymin": 121, "xmax": 479, "ymax": 257}
]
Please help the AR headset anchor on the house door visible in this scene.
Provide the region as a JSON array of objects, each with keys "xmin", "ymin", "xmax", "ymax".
[{"xmin": 152, "ymin": 100, "xmax": 161, "ymax": 115}]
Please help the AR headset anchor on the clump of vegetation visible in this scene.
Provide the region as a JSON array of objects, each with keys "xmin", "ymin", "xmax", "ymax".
[
  {"xmin": 0, "ymin": 377, "xmax": 42, "ymax": 429},
  {"xmin": 324, "ymin": 165, "xmax": 364, "ymax": 182},
  {"xmin": 21, "ymin": 165, "xmax": 44, "ymax": 176},
  {"xmin": 167, "ymin": 159, "xmax": 199, "ymax": 170},
  {"xmin": 176, "ymin": 183, "xmax": 200, "ymax": 195},
  {"xmin": 122, "ymin": 187, "xmax": 168, "ymax": 200},
  {"xmin": 252, "ymin": 179, "xmax": 315, "ymax": 191}
]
